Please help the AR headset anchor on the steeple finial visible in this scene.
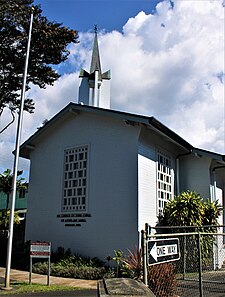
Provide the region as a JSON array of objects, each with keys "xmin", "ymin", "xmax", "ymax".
[
  {"xmin": 90, "ymin": 25, "xmax": 102, "ymax": 76},
  {"xmin": 78, "ymin": 26, "xmax": 111, "ymax": 109}
]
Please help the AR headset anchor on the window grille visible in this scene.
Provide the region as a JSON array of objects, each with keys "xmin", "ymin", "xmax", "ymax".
[
  {"xmin": 157, "ymin": 151, "xmax": 173, "ymax": 214},
  {"xmin": 62, "ymin": 146, "xmax": 88, "ymax": 212}
]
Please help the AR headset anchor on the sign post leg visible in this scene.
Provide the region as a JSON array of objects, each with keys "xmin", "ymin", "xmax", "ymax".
[
  {"xmin": 47, "ymin": 257, "xmax": 50, "ymax": 286},
  {"xmin": 30, "ymin": 242, "xmax": 51, "ymax": 286},
  {"xmin": 141, "ymin": 230, "xmax": 148, "ymax": 286},
  {"xmin": 29, "ymin": 257, "xmax": 32, "ymax": 285}
]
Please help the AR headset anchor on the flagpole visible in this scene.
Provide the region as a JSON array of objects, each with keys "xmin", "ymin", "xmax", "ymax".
[{"xmin": 4, "ymin": 8, "xmax": 34, "ymax": 289}]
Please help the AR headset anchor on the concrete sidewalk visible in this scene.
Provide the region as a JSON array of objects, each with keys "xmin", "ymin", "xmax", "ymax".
[{"xmin": 0, "ymin": 267, "xmax": 97, "ymax": 289}]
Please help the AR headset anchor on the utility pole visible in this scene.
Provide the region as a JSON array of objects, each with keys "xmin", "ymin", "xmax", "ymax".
[{"xmin": 4, "ymin": 8, "xmax": 34, "ymax": 289}]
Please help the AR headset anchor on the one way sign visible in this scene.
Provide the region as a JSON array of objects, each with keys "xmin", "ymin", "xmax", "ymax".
[{"xmin": 148, "ymin": 238, "xmax": 180, "ymax": 266}]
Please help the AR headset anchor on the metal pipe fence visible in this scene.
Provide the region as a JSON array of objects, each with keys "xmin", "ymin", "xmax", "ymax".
[{"xmin": 143, "ymin": 225, "xmax": 225, "ymax": 297}]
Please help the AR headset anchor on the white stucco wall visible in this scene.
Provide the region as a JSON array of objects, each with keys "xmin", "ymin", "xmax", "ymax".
[
  {"xmin": 179, "ymin": 155, "xmax": 211, "ymax": 199},
  {"xmin": 78, "ymin": 77, "xmax": 110, "ymax": 109},
  {"xmin": 25, "ymin": 112, "xmax": 141, "ymax": 260},
  {"xmin": 78, "ymin": 78, "xmax": 89, "ymax": 105},
  {"xmin": 137, "ymin": 129, "xmax": 179, "ymax": 233},
  {"xmin": 99, "ymin": 80, "xmax": 110, "ymax": 109},
  {"xmin": 138, "ymin": 143, "xmax": 157, "ymax": 231}
]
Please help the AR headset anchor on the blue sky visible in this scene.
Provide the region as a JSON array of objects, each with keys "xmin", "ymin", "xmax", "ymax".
[
  {"xmin": 34, "ymin": 0, "xmax": 162, "ymax": 33},
  {"xmin": 0, "ymin": 0, "xmax": 224, "ymax": 179}
]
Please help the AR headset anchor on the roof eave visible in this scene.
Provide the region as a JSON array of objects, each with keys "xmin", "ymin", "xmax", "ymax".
[
  {"xmin": 19, "ymin": 103, "xmax": 225, "ymax": 163},
  {"xmin": 148, "ymin": 117, "xmax": 193, "ymax": 151}
]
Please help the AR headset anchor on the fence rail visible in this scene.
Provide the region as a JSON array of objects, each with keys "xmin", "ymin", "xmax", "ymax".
[{"xmin": 142, "ymin": 224, "xmax": 225, "ymax": 297}]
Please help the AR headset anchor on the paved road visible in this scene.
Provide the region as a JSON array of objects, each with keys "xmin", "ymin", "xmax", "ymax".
[
  {"xmin": 0, "ymin": 289, "xmax": 97, "ymax": 297},
  {"xmin": 176, "ymin": 277, "xmax": 225, "ymax": 297}
]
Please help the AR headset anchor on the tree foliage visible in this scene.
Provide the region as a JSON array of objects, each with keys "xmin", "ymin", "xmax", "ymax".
[
  {"xmin": 157, "ymin": 191, "xmax": 223, "ymax": 272},
  {"xmin": 0, "ymin": 169, "xmax": 28, "ymax": 194},
  {"xmin": 0, "ymin": 169, "xmax": 28, "ymax": 210},
  {"xmin": 0, "ymin": 169, "xmax": 27, "ymax": 229},
  {"xmin": 158, "ymin": 191, "xmax": 222, "ymax": 229},
  {"xmin": 0, "ymin": 210, "xmax": 20, "ymax": 229},
  {"xmin": 0, "ymin": 0, "xmax": 79, "ymax": 132}
]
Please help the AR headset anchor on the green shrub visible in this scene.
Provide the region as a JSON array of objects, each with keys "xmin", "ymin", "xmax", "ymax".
[
  {"xmin": 32, "ymin": 252, "xmax": 108, "ymax": 280},
  {"xmin": 158, "ymin": 191, "xmax": 222, "ymax": 230},
  {"xmin": 32, "ymin": 261, "xmax": 108, "ymax": 280},
  {"xmin": 32, "ymin": 262, "xmax": 48, "ymax": 275},
  {"xmin": 53, "ymin": 265, "xmax": 107, "ymax": 279},
  {"xmin": 56, "ymin": 255, "xmax": 104, "ymax": 268}
]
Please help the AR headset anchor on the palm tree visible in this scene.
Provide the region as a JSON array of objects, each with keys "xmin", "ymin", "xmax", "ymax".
[{"xmin": 0, "ymin": 169, "xmax": 28, "ymax": 228}]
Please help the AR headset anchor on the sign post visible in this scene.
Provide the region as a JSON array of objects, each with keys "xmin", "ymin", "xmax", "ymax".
[
  {"xmin": 148, "ymin": 238, "xmax": 180, "ymax": 266},
  {"xmin": 29, "ymin": 242, "xmax": 51, "ymax": 286}
]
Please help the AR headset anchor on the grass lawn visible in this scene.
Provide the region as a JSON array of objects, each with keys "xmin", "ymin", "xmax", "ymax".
[{"xmin": 0, "ymin": 281, "xmax": 83, "ymax": 295}]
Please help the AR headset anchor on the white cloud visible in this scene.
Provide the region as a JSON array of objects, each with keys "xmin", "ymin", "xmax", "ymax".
[
  {"xmin": 0, "ymin": 72, "xmax": 80, "ymax": 175},
  {"xmin": 0, "ymin": 0, "xmax": 224, "ymax": 177},
  {"xmin": 109, "ymin": 0, "xmax": 224, "ymax": 152}
]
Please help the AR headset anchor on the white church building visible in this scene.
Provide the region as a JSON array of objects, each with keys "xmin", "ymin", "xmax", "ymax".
[{"xmin": 20, "ymin": 32, "xmax": 225, "ymax": 261}]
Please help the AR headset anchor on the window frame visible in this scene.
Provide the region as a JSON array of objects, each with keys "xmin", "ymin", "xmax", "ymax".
[
  {"xmin": 62, "ymin": 145, "xmax": 89, "ymax": 213},
  {"xmin": 156, "ymin": 150, "xmax": 174, "ymax": 215}
]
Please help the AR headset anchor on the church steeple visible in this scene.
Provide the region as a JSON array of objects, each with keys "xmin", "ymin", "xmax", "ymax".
[
  {"xmin": 78, "ymin": 26, "xmax": 111, "ymax": 109},
  {"xmin": 90, "ymin": 26, "xmax": 102, "ymax": 78}
]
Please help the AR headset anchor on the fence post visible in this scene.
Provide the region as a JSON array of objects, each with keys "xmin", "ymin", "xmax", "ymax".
[
  {"xmin": 197, "ymin": 231, "xmax": 203, "ymax": 297},
  {"xmin": 183, "ymin": 233, "xmax": 187, "ymax": 280},
  {"xmin": 141, "ymin": 230, "xmax": 148, "ymax": 286}
]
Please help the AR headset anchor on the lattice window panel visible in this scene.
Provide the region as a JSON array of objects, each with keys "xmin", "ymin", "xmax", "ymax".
[
  {"xmin": 157, "ymin": 151, "xmax": 173, "ymax": 215},
  {"xmin": 62, "ymin": 146, "xmax": 88, "ymax": 212}
]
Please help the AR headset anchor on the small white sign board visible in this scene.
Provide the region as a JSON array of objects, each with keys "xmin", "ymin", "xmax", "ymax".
[
  {"xmin": 29, "ymin": 242, "xmax": 51, "ymax": 285},
  {"xmin": 30, "ymin": 242, "xmax": 51, "ymax": 258}
]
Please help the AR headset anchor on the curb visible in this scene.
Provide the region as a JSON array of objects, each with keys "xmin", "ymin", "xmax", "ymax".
[{"xmin": 97, "ymin": 278, "xmax": 155, "ymax": 297}]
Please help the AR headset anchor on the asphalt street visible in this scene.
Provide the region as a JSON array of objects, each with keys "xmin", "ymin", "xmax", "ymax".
[{"xmin": 0, "ymin": 289, "xmax": 97, "ymax": 297}]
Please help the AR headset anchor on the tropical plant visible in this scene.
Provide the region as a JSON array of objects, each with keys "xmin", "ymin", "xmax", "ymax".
[
  {"xmin": 0, "ymin": 169, "xmax": 28, "ymax": 211},
  {"xmin": 122, "ymin": 247, "xmax": 142, "ymax": 280},
  {"xmin": 203, "ymin": 198, "xmax": 222, "ymax": 230},
  {"xmin": 0, "ymin": 169, "xmax": 27, "ymax": 228},
  {"xmin": 0, "ymin": 210, "xmax": 20, "ymax": 229},
  {"xmin": 0, "ymin": 0, "xmax": 79, "ymax": 133},
  {"xmin": 157, "ymin": 191, "xmax": 223, "ymax": 272},
  {"xmin": 112, "ymin": 249, "xmax": 123, "ymax": 277},
  {"xmin": 158, "ymin": 191, "xmax": 222, "ymax": 230}
]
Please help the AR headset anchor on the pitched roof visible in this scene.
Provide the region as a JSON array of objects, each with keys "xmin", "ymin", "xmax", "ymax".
[{"xmin": 19, "ymin": 102, "xmax": 225, "ymax": 163}]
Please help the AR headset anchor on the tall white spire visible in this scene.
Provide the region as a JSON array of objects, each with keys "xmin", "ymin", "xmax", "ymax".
[{"xmin": 78, "ymin": 27, "xmax": 111, "ymax": 109}]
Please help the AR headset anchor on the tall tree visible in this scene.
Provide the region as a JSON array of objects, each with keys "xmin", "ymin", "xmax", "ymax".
[
  {"xmin": 0, "ymin": 169, "xmax": 28, "ymax": 212},
  {"xmin": 0, "ymin": 0, "xmax": 79, "ymax": 133},
  {"xmin": 0, "ymin": 169, "xmax": 27, "ymax": 228}
]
